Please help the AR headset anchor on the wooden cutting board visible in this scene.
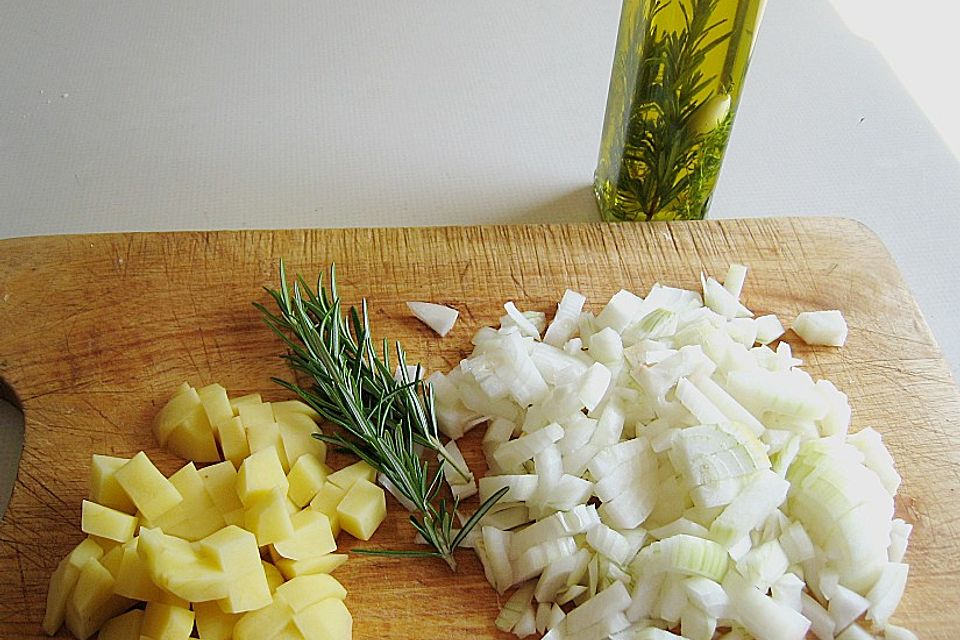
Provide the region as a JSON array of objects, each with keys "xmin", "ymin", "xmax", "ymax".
[{"xmin": 1, "ymin": 219, "xmax": 958, "ymax": 639}]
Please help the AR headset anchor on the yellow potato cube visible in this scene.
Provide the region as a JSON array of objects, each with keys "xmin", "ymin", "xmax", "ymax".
[
  {"xmin": 244, "ymin": 486, "xmax": 294, "ymax": 546},
  {"xmin": 166, "ymin": 410, "xmax": 221, "ymax": 463},
  {"xmin": 286, "ymin": 454, "xmax": 328, "ymax": 508},
  {"xmin": 81, "ymin": 500, "xmax": 138, "ymax": 543},
  {"xmin": 229, "ymin": 393, "xmax": 262, "ymax": 412},
  {"xmin": 153, "ymin": 385, "xmax": 201, "ymax": 446},
  {"xmin": 223, "ymin": 507, "xmax": 244, "ymax": 527},
  {"xmin": 236, "ymin": 446, "xmax": 289, "ymax": 506},
  {"xmin": 327, "ymin": 460, "xmax": 376, "ymax": 491},
  {"xmin": 114, "ymin": 452, "xmax": 183, "ymax": 521},
  {"xmin": 198, "ymin": 460, "xmax": 243, "ymax": 516},
  {"xmin": 309, "ymin": 482, "xmax": 345, "ymax": 537},
  {"xmin": 97, "ymin": 608, "xmax": 143, "ymax": 640},
  {"xmin": 114, "ymin": 540, "xmax": 161, "ymax": 601},
  {"xmin": 89, "ymin": 455, "xmax": 137, "ymax": 514},
  {"xmin": 217, "ymin": 416, "xmax": 250, "ymax": 468},
  {"xmin": 274, "ymin": 554, "xmax": 349, "ymax": 580},
  {"xmin": 100, "ymin": 543, "xmax": 125, "ymax": 578},
  {"xmin": 277, "ymin": 413, "xmax": 326, "ymax": 467},
  {"xmin": 263, "ymin": 561, "xmax": 285, "ymax": 594},
  {"xmin": 154, "ymin": 589, "xmax": 190, "ymax": 608},
  {"xmin": 216, "ymin": 566, "xmax": 273, "ymax": 614},
  {"xmin": 232, "ymin": 600, "xmax": 292, "ymax": 640},
  {"xmin": 336, "ymin": 478, "xmax": 386, "ymax": 541},
  {"xmin": 246, "ymin": 421, "xmax": 291, "ymax": 472},
  {"xmin": 194, "ymin": 600, "xmax": 240, "ymax": 640},
  {"xmin": 292, "ymin": 598, "xmax": 352, "ymax": 640},
  {"xmin": 141, "ymin": 601, "xmax": 194, "ymax": 640},
  {"xmin": 238, "ymin": 402, "xmax": 275, "ymax": 428},
  {"xmin": 197, "ymin": 525, "xmax": 261, "ymax": 576},
  {"xmin": 197, "ymin": 383, "xmax": 234, "ymax": 430},
  {"xmin": 273, "ymin": 510, "xmax": 337, "ymax": 561},
  {"xmin": 275, "ymin": 574, "xmax": 347, "ymax": 613},
  {"xmin": 42, "ymin": 537, "xmax": 105, "ymax": 635},
  {"xmin": 154, "ymin": 463, "xmax": 226, "ymax": 541},
  {"xmin": 272, "ymin": 400, "xmax": 321, "ymax": 421},
  {"xmin": 137, "ymin": 528, "xmax": 229, "ymax": 602},
  {"xmin": 65, "ymin": 558, "xmax": 134, "ymax": 640}
]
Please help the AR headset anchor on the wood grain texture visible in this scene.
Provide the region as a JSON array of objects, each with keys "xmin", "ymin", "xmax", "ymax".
[{"xmin": 0, "ymin": 219, "xmax": 958, "ymax": 638}]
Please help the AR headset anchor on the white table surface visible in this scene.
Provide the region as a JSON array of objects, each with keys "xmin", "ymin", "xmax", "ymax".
[{"xmin": 2, "ymin": 0, "xmax": 959, "ymax": 516}]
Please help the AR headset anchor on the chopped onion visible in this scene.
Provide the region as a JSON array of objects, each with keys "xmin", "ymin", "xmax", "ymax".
[
  {"xmin": 407, "ymin": 301, "xmax": 459, "ymax": 336},
  {"xmin": 792, "ymin": 310, "xmax": 848, "ymax": 347}
]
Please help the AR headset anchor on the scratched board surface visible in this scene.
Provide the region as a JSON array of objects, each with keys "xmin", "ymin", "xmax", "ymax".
[{"xmin": 0, "ymin": 220, "xmax": 958, "ymax": 638}]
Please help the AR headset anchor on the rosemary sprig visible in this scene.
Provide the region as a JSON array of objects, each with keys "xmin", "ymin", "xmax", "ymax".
[{"xmin": 255, "ymin": 262, "xmax": 506, "ymax": 570}]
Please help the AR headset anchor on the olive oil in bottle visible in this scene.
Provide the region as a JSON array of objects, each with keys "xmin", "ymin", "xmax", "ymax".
[{"xmin": 595, "ymin": 0, "xmax": 766, "ymax": 221}]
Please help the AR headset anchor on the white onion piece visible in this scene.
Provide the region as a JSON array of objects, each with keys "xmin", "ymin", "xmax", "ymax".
[
  {"xmin": 835, "ymin": 623, "xmax": 875, "ymax": 640},
  {"xmin": 407, "ymin": 301, "xmax": 459, "ymax": 337},
  {"xmin": 724, "ymin": 264, "xmax": 749, "ymax": 300},
  {"xmin": 755, "ymin": 314, "xmax": 786, "ymax": 345},
  {"xmin": 800, "ymin": 592, "xmax": 835, "ymax": 640},
  {"xmin": 723, "ymin": 571, "xmax": 811, "ymax": 640},
  {"xmin": 504, "ymin": 301, "xmax": 542, "ymax": 339},
  {"xmin": 828, "ymin": 583, "xmax": 870, "ymax": 633},
  {"xmin": 544, "ymin": 289, "xmax": 587, "ymax": 347},
  {"xmin": 793, "ymin": 310, "xmax": 848, "ymax": 347}
]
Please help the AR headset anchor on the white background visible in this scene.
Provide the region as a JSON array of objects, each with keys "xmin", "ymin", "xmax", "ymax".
[{"xmin": 2, "ymin": 0, "xmax": 959, "ymax": 513}]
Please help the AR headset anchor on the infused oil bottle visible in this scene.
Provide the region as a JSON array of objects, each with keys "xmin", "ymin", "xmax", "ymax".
[{"xmin": 595, "ymin": 0, "xmax": 766, "ymax": 222}]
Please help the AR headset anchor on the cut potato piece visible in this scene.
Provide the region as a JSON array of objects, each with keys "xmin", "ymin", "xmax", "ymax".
[
  {"xmin": 217, "ymin": 566, "xmax": 274, "ymax": 614},
  {"xmin": 153, "ymin": 463, "xmax": 226, "ymax": 541},
  {"xmin": 287, "ymin": 454, "xmax": 329, "ymax": 508},
  {"xmin": 217, "ymin": 415, "xmax": 251, "ymax": 468},
  {"xmin": 65, "ymin": 558, "xmax": 134, "ymax": 640},
  {"xmin": 42, "ymin": 537, "xmax": 106, "ymax": 635},
  {"xmin": 141, "ymin": 601, "xmax": 195, "ymax": 640},
  {"xmin": 246, "ymin": 421, "xmax": 291, "ymax": 472},
  {"xmin": 198, "ymin": 460, "xmax": 243, "ymax": 516},
  {"xmin": 137, "ymin": 528, "xmax": 229, "ymax": 602},
  {"xmin": 89, "ymin": 455, "xmax": 136, "ymax": 514},
  {"xmin": 236, "ymin": 446, "xmax": 289, "ymax": 506},
  {"xmin": 198, "ymin": 525, "xmax": 262, "ymax": 577},
  {"xmin": 292, "ymin": 598, "xmax": 353, "ymax": 640},
  {"xmin": 273, "ymin": 510, "xmax": 338, "ymax": 561},
  {"xmin": 238, "ymin": 402, "xmax": 275, "ymax": 428},
  {"xmin": 275, "ymin": 574, "xmax": 347, "ymax": 612},
  {"xmin": 263, "ymin": 560, "xmax": 285, "ymax": 593},
  {"xmin": 272, "ymin": 400, "xmax": 321, "ymax": 421},
  {"xmin": 327, "ymin": 460, "xmax": 376, "ymax": 491},
  {"xmin": 97, "ymin": 608, "xmax": 143, "ymax": 640},
  {"xmin": 197, "ymin": 383, "xmax": 234, "ymax": 430},
  {"xmin": 244, "ymin": 486, "xmax": 295, "ymax": 546},
  {"xmin": 274, "ymin": 553, "xmax": 349, "ymax": 580},
  {"xmin": 153, "ymin": 385, "xmax": 202, "ymax": 447},
  {"xmin": 166, "ymin": 409, "xmax": 221, "ymax": 463},
  {"xmin": 337, "ymin": 478, "xmax": 387, "ymax": 541},
  {"xmin": 81, "ymin": 500, "xmax": 138, "ymax": 543},
  {"xmin": 114, "ymin": 540, "xmax": 161, "ymax": 601},
  {"xmin": 229, "ymin": 392, "xmax": 262, "ymax": 411},
  {"xmin": 232, "ymin": 600, "xmax": 291, "ymax": 640},
  {"xmin": 194, "ymin": 600, "xmax": 240, "ymax": 640},
  {"xmin": 114, "ymin": 452, "xmax": 183, "ymax": 521},
  {"xmin": 99, "ymin": 543, "xmax": 125, "ymax": 578},
  {"xmin": 309, "ymin": 482, "xmax": 345, "ymax": 537},
  {"xmin": 277, "ymin": 412, "xmax": 326, "ymax": 466}
]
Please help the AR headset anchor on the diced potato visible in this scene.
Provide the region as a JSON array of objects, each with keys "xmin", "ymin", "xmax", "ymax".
[
  {"xmin": 197, "ymin": 383, "xmax": 234, "ymax": 430},
  {"xmin": 217, "ymin": 416, "xmax": 251, "ymax": 468},
  {"xmin": 154, "ymin": 589, "xmax": 190, "ymax": 608},
  {"xmin": 99, "ymin": 543, "xmax": 125, "ymax": 578},
  {"xmin": 194, "ymin": 600, "xmax": 240, "ymax": 640},
  {"xmin": 137, "ymin": 528, "xmax": 229, "ymax": 602},
  {"xmin": 327, "ymin": 460, "xmax": 376, "ymax": 491},
  {"xmin": 198, "ymin": 526, "xmax": 262, "ymax": 577},
  {"xmin": 246, "ymin": 421, "xmax": 291, "ymax": 472},
  {"xmin": 154, "ymin": 463, "xmax": 226, "ymax": 541},
  {"xmin": 114, "ymin": 540, "xmax": 161, "ymax": 601},
  {"xmin": 275, "ymin": 574, "xmax": 347, "ymax": 612},
  {"xmin": 263, "ymin": 561, "xmax": 285, "ymax": 594},
  {"xmin": 277, "ymin": 413, "xmax": 326, "ymax": 467},
  {"xmin": 309, "ymin": 482, "xmax": 345, "ymax": 537},
  {"xmin": 42, "ymin": 537, "xmax": 105, "ymax": 635},
  {"xmin": 236, "ymin": 446, "xmax": 289, "ymax": 506},
  {"xmin": 89, "ymin": 455, "xmax": 137, "ymax": 514},
  {"xmin": 166, "ymin": 410, "xmax": 221, "ymax": 463},
  {"xmin": 97, "ymin": 609, "xmax": 143, "ymax": 640},
  {"xmin": 238, "ymin": 402, "xmax": 275, "ymax": 428},
  {"xmin": 287, "ymin": 454, "xmax": 328, "ymax": 508},
  {"xmin": 153, "ymin": 385, "xmax": 202, "ymax": 446},
  {"xmin": 244, "ymin": 486, "xmax": 295, "ymax": 546},
  {"xmin": 273, "ymin": 510, "xmax": 337, "ymax": 561},
  {"xmin": 198, "ymin": 460, "xmax": 243, "ymax": 516},
  {"xmin": 232, "ymin": 600, "xmax": 292, "ymax": 640},
  {"xmin": 65, "ymin": 558, "xmax": 134, "ymax": 640},
  {"xmin": 292, "ymin": 598, "xmax": 353, "ymax": 640},
  {"xmin": 229, "ymin": 393, "xmax": 262, "ymax": 412},
  {"xmin": 272, "ymin": 400, "xmax": 321, "ymax": 421},
  {"xmin": 223, "ymin": 507, "xmax": 245, "ymax": 527},
  {"xmin": 274, "ymin": 554, "xmax": 349, "ymax": 580},
  {"xmin": 81, "ymin": 500, "xmax": 138, "ymax": 543},
  {"xmin": 114, "ymin": 452, "xmax": 183, "ymax": 521},
  {"xmin": 141, "ymin": 601, "xmax": 195, "ymax": 640},
  {"xmin": 216, "ymin": 566, "xmax": 273, "ymax": 614},
  {"xmin": 336, "ymin": 478, "xmax": 387, "ymax": 541}
]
